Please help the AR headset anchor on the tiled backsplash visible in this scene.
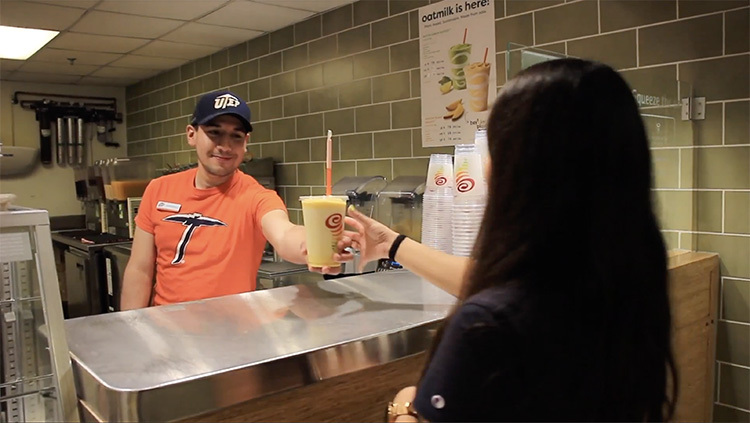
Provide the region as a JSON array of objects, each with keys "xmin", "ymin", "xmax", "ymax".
[{"xmin": 124, "ymin": 0, "xmax": 749, "ymax": 418}]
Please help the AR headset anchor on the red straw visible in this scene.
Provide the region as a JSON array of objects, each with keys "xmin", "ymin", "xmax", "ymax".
[
  {"xmin": 462, "ymin": 28, "xmax": 467, "ymax": 44},
  {"xmin": 483, "ymin": 47, "xmax": 488, "ymax": 64},
  {"xmin": 325, "ymin": 130, "xmax": 332, "ymax": 196}
]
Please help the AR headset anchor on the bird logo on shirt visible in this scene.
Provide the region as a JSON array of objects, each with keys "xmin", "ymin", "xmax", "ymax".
[{"xmin": 163, "ymin": 213, "xmax": 227, "ymax": 264}]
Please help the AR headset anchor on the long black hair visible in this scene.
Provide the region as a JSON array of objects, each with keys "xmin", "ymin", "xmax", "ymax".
[{"xmin": 426, "ymin": 59, "xmax": 677, "ymax": 421}]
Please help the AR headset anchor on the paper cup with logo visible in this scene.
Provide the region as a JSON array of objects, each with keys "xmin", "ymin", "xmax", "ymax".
[
  {"xmin": 453, "ymin": 144, "xmax": 487, "ymax": 199},
  {"xmin": 300, "ymin": 195, "xmax": 348, "ymax": 267},
  {"xmin": 425, "ymin": 154, "xmax": 454, "ymax": 194}
]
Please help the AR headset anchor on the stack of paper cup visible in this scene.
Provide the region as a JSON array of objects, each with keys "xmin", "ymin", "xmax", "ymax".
[
  {"xmin": 422, "ymin": 154, "xmax": 454, "ymax": 253},
  {"xmin": 452, "ymin": 144, "xmax": 487, "ymax": 257}
]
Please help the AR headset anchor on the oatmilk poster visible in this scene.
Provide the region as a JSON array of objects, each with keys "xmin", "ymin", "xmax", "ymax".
[{"xmin": 419, "ymin": 0, "xmax": 496, "ymax": 147}]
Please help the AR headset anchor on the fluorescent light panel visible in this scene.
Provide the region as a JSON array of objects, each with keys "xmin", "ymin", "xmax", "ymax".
[{"xmin": 0, "ymin": 25, "xmax": 59, "ymax": 60}]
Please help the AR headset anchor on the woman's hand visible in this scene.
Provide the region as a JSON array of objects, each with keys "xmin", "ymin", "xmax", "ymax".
[{"xmin": 341, "ymin": 206, "xmax": 399, "ymax": 272}]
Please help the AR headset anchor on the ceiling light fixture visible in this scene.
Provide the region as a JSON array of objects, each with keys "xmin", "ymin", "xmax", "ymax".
[{"xmin": 0, "ymin": 25, "xmax": 59, "ymax": 60}]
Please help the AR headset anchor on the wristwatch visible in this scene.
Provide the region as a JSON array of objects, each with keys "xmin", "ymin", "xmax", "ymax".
[{"xmin": 387, "ymin": 400, "xmax": 419, "ymax": 422}]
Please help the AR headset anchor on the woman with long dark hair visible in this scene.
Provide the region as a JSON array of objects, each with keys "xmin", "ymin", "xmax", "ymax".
[{"xmin": 347, "ymin": 58, "xmax": 677, "ymax": 421}]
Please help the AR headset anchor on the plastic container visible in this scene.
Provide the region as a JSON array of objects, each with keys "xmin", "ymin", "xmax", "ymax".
[
  {"xmin": 332, "ymin": 175, "xmax": 388, "ymax": 218},
  {"xmin": 375, "ymin": 176, "xmax": 425, "ymax": 242},
  {"xmin": 98, "ymin": 159, "xmax": 114, "ymax": 200},
  {"xmin": 107, "ymin": 157, "xmax": 155, "ymax": 200}
]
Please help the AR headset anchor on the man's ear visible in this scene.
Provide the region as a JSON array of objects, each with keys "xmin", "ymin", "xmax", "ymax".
[{"xmin": 186, "ymin": 125, "xmax": 197, "ymax": 147}]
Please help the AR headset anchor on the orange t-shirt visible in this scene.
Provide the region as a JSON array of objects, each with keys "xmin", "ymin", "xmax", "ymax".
[{"xmin": 135, "ymin": 168, "xmax": 286, "ymax": 306}]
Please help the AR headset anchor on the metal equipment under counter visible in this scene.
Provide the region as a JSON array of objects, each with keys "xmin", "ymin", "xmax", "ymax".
[{"xmin": 64, "ymin": 270, "xmax": 456, "ymax": 422}]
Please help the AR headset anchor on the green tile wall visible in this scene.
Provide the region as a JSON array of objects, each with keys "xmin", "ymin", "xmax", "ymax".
[{"xmin": 125, "ymin": 1, "xmax": 749, "ymax": 415}]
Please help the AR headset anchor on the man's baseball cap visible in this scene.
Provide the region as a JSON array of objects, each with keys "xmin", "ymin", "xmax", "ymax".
[{"xmin": 191, "ymin": 90, "xmax": 252, "ymax": 133}]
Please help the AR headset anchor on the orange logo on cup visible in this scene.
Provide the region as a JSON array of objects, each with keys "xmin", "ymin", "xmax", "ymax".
[
  {"xmin": 455, "ymin": 161, "xmax": 475, "ymax": 193},
  {"xmin": 434, "ymin": 167, "xmax": 448, "ymax": 186},
  {"xmin": 325, "ymin": 213, "xmax": 344, "ymax": 236}
]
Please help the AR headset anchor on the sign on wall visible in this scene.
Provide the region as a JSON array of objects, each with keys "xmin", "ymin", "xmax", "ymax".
[{"xmin": 419, "ymin": 0, "xmax": 496, "ymax": 147}]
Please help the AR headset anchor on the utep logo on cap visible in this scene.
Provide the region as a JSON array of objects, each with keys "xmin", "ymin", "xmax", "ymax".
[{"xmin": 214, "ymin": 93, "xmax": 241, "ymax": 110}]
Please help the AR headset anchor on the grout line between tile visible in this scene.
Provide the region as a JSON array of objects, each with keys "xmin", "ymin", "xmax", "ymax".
[
  {"xmin": 718, "ymin": 318, "xmax": 750, "ymax": 326},
  {"xmin": 720, "ymin": 277, "xmax": 725, "ymax": 320},
  {"xmin": 673, "ymin": 230, "xmax": 750, "ymax": 237},
  {"xmin": 721, "ymin": 276, "xmax": 750, "ymax": 282},
  {"xmin": 722, "ymin": 190, "xmax": 726, "ymax": 233},
  {"xmin": 716, "ymin": 360, "xmax": 750, "ymax": 370},
  {"xmin": 715, "ymin": 361, "xmax": 722, "ymax": 406},
  {"xmin": 677, "ymin": 147, "xmax": 682, "ymax": 189},
  {"xmin": 722, "ymin": 12, "xmax": 726, "ymax": 56},
  {"xmin": 715, "ymin": 402, "xmax": 750, "ymax": 414},
  {"xmin": 722, "ymin": 102, "xmax": 727, "ymax": 145},
  {"xmin": 651, "ymin": 144, "xmax": 750, "ymax": 150},
  {"xmin": 635, "ymin": 28, "xmax": 640, "ymax": 67}
]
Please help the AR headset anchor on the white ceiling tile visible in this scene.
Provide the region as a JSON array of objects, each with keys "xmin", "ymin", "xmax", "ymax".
[
  {"xmin": 251, "ymin": 0, "xmax": 353, "ymax": 13},
  {"xmin": 200, "ymin": 2, "xmax": 313, "ymax": 31},
  {"xmin": 18, "ymin": 61, "xmax": 99, "ymax": 76},
  {"xmin": 0, "ymin": 1, "xmax": 86, "ymax": 31},
  {"xmin": 91, "ymin": 66, "xmax": 160, "ymax": 79},
  {"xmin": 132, "ymin": 40, "xmax": 219, "ymax": 60},
  {"xmin": 78, "ymin": 76, "xmax": 138, "ymax": 86},
  {"xmin": 27, "ymin": 0, "xmax": 100, "ymax": 9},
  {"xmin": 109, "ymin": 55, "xmax": 187, "ymax": 70},
  {"xmin": 6, "ymin": 72, "xmax": 82, "ymax": 84},
  {"xmin": 95, "ymin": 0, "xmax": 230, "ymax": 21},
  {"xmin": 47, "ymin": 33, "xmax": 150, "ymax": 53},
  {"xmin": 28, "ymin": 48, "xmax": 123, "ymax": 66},
  {"xmin": 70, "ymin": 10, "xmax": 183, "ymax": 39},
  {"xmin": 0, "ymin": 59, "xmax": 25, "ymax": 72},
  {"xmin": 162, "ymin": 23, "xmax": 262, "ymax": 48}
]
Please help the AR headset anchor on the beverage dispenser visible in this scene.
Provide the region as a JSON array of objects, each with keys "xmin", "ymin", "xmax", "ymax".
[
  {"xmin": 375, "ymin": 176, "xmax": 425, "ymax": 243},
  {"xmin": 75, "ymin": 165, "xmax": 106, "ymax": 232},
  {"xmin": 331, "ymin": 175, "xmax": 388, "ymax": 274},
  {"xmin": 105, "ymin": 157, "xmax": 155, "ymax": 238}
]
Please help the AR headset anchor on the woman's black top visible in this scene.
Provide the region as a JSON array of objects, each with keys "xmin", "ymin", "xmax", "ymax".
[{"xmin": 414, "ymin": 284, "xmax": 618, "ymax": 422}]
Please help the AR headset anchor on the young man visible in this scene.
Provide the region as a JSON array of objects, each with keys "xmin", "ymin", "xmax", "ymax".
[{"xmin": 121, "ymin": 90, "xmax": 354, "ymax": 309}]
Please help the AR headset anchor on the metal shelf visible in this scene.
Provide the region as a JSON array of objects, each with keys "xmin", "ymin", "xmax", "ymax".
[{"xmin": 0, "ymin": 206, "xmax": 79, "ymax": 422}]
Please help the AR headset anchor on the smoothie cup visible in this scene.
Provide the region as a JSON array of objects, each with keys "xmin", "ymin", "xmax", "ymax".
[
  {"xmin": 465, "ymin": 62, "xmax": 491, "ymax": 112},
  {"xmin": 449, "ymin": 43, "xmax": 472, "ymax": 90},
  {"xmin": 300, "ymin": 195, "xmax": 348, "ymax": 267}
]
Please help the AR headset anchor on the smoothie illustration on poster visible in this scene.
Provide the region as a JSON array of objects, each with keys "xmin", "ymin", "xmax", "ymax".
[{"xmin": 419, "ymin": 0, "xmax": 496, "ymax": 147}]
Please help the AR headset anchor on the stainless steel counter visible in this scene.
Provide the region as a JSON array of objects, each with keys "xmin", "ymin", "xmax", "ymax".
[{"xmin": 64, "ymin": 270, "xmax": 456, "ymax": 422}]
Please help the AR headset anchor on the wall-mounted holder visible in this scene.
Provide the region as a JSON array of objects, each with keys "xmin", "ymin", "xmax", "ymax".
[
  {"xmin": 12, "ymin": 91, "xmax": 123, "ymax": 167},
  {"xmin": 681, "ymin": 97, "xmax": 706, "ymax": 121}
]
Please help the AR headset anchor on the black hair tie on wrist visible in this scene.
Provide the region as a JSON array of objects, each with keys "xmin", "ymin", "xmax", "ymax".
[{"xmin": 388, "ymin": 234, "xmax": 407, "ymax": 262}]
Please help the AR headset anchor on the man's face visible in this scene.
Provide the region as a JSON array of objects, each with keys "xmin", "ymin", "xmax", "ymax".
[{"xmin": 187, "ymin": 115, "xmax": 249, "ymax": 178}]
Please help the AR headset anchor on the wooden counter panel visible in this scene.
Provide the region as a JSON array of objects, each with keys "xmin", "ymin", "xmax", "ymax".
[
  {"xmin": 668, "ymin": 258, "xmax": 714, "ymax": 329},
  {"xmin": 180, "ymin": 353, "xmax": 426, "ymax": 423},
  {"xmin": 668, "ymin": 251, "xmax": 719, "ymax": 422}
]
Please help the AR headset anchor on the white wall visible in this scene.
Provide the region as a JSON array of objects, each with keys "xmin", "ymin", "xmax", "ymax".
[{"xmin": 0, "ymin": 81, "xmax": 127, "ymax": 216}]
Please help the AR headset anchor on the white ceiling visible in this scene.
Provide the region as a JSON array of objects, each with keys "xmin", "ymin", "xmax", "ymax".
[{"xmin": 0, "ymin": 0, "xmax": 355, "ymax": 87}]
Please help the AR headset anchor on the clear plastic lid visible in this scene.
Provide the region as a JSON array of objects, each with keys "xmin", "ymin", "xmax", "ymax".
[
  {"xmin": 377, "ymin": 176, "xmax": 426, "ymax": 198},
  {"xmin": 474, "ymin": 128, "xmax": 489, "ymax": 160},
  {"xmin": 331, "ymin": 176, "xmax": 387, "ymax": 200},
  {"xmin": 107, "ymin": 157, "xmax": 156, "ymax": 182}
]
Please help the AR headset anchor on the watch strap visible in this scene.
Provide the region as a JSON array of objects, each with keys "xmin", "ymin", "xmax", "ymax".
[{"xmin": 387, "ymin": 400, "xmax": 419, "ymax": 422}]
